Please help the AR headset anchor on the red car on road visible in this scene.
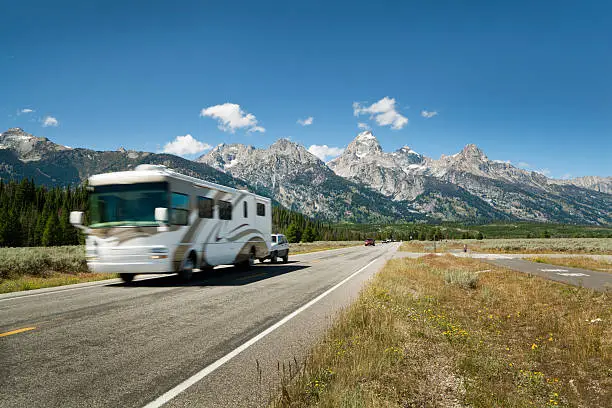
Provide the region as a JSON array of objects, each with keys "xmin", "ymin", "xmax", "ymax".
[{"xmin": 364, "ymin": 238, "xmax": 375, "ymax": 246}]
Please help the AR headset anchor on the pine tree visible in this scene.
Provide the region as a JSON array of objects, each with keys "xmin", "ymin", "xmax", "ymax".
[
  {"xmin": 0, "ymin": 207, "xmax": 23, "ymax": 247},
  {"xmin": 286, "ymin": 223, "xmax": 302, "ymax": 243},
  {"xmin": 42, "ymin": 211, "xmax": 61, "ymax": 247},
  {"xmin": 59, "ymin": 206, "xmax": 76, "ymax": 245},
  {"xmin": 302, "ymin": 226, "xmax": 316, "ymax": 243}
]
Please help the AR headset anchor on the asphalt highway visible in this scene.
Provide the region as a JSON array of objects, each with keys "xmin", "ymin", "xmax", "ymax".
[{"xmin": 0, "ymin": 243, "xmax": 399, "ymax": 408}]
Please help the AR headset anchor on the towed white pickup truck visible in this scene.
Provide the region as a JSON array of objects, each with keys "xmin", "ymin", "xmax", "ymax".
[{"xmin": 260, "ymin": 233, "xmax": 289, "ymax": 263}]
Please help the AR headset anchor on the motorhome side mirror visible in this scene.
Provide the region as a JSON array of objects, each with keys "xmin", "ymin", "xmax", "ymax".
[
  {"xmin": 70, "ymin": 211, "xmax": 84, "ymax": 226},
  {"xmin": 155, "ymin": 207, "xmax": 169, "ymax": 224}
]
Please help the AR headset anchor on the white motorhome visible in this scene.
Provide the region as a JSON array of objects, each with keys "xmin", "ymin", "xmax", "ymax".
[{"xmin": 70, "ymin": 164, "xmax": 271, "ymax": 283}]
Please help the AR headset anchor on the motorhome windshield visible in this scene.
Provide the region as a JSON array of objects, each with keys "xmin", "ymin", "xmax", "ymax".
[{"xmin": 89, "ymin": 182, "xmax": 168, "ymax": 228}]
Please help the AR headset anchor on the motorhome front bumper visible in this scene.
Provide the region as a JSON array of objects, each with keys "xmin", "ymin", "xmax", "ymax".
[{"xmin": 88, "ymin": 259, "xmax": 172, "ymax": 274}]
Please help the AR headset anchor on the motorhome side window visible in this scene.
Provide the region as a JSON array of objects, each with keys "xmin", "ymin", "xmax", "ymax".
[
  {"xmin": 198, "ymin": 197, "xmax": 213, "ymax": 218},
  {"xmin": 257, "ymin": 203, "xmax": 265, "ymax": 216},
  {"xmin": 243, "ymin": 201, "xmax": 248, "ymax": 218},
  {"xmin": 171, "ymin": 193, "xmax": 190, "ymax": 225},
  {"xmin": 218, "ymin": 200, "xmax": 232, "ymax": 220}
]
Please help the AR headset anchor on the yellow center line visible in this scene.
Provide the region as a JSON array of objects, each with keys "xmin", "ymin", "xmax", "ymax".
[{"xmin": 0, "ymin": 327, "xmax": 37, "ymax": 338}]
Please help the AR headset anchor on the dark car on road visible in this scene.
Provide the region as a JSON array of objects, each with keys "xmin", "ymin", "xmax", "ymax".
[{"xmin": 364, "ymin": 238, "xmax": 375, "ymax": 246}]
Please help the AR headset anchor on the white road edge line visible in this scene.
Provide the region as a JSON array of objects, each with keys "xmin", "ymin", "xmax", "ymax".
[{"xmin": 142, "ymin": 256, "xmax": 383, "ymax": 408}]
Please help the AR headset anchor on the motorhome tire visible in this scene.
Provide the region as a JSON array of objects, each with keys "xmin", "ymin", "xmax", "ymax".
[
  {"xmin": 178, "ymin": 255, "xmax": 195, "ymax": 282},
  {"xmin": 249, "ymin": 248, "xmax": 256, "ymax": 267},
  {"xmin": 120, "ymin": 273, "xmax": 135, "ymax": 283},
  {"xmin": 239, "ymin": 248, "xmax": 256, "ymax": 270}
]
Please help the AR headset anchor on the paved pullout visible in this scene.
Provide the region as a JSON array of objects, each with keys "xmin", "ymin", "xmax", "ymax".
[
  {"xmin": 486, "ymin": 258, "xmax": 612, "ymax": 291},
  {"xmin": 0, "ymin": 243, "xmax": 399, "ymax": 408}
]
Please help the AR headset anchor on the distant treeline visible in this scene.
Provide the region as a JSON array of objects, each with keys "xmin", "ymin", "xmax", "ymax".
[
  {"xmin": 271, "ymin": 207, "xmax": 479, "ymax": 242},
  {"xmin": 1, "ymin": 179, "xmax": 610, "ymax": 247}
]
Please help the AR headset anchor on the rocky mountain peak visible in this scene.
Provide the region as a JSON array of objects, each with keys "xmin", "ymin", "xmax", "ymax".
[
  {"xmin": 1, "ymin": 127, "xmax": 35, "ymax": 141},
  {"xmin": 346, "ymin": 130, "xmax": 383, "ymax": 158},
  {"xmin": 271, "ymin": 138, "xmax": 301, "ymax": 151},
  {"xmin": 0, "ymin": 128, "xmax": 67, "ymax": 161},
  {"xmin": 395, "ymin": 145, "xmax": 422, "ymax": 157},
  {"xmin": 1, "ymin": 128, "xmax": 610, "ymax": 225},
  {"xmin": 355, "ymin": 130, "xmax": 375, "ymax": 140},
  {"xmin": 459, "ymin": 143, "xmax": 487, "ymax": 160}
]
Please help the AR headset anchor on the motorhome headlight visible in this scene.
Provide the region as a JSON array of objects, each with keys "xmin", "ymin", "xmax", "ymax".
[{"xmin": 150, "ymin": 247, "xmax": 169, "ymax": 259}]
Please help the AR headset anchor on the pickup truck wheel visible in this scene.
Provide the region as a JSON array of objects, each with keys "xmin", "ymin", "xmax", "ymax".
[
  {"xmin": 282, "ymin": 253, "xmax": 289, "ymax": 263},
  {"xmin": 270, "ymin": 251, "xmax": 278, "ymax": 264},
  {"xmin": 258, "ymin": 258, "xmax": 266, "ymax": 263},
  {"xmin": 178, "ymin": 256, "xmax": 195, "ymax": 282},
  {"xmin": 120, "ymin": 273, "xmax": 135, "ymax": 283}
]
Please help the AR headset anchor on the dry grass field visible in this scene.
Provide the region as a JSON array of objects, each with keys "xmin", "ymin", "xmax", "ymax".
[
  {"xmin": 399, "ymin": 240, "xmax": 466, "ymax": 253},
  {"xmin": 0, "ymin": 272, "xmax": 117, "ymax": 294},
  {"xmin": 271, "ymin": 255, "xmax": 611, "ymax": 407},
  {"xmin": 289, "ymin": 241, "xmax": 364, "ymax": 254},
  {"xmin": 400, "ymin": 238, "xmax": 612, "ymax": 255}
]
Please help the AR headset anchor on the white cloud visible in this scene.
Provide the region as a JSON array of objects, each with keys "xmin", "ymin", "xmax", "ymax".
[
  {"xmin": 297, "ymin": 116, "xmax": 314, "ymax": 126},
  {"xmin": 200, "ymin": 103, "xmax": 265, "ymax": 133},
  {"xmin": 20, "ymin": 108, "xmax": 34, "ymax": 114},
  {"xmin": 561, "ymin": 173, "xmax": 573, "ymax": 180},
  {"xmin": 517, "ymin": 162, "xmax": 531, "ymax": 169},
  {"xmin": 162, "ymin": 134, "xmax": 212, "ymax": 156},
  {"xmin": 248, "ymin": 126, "xmax": 265, "ymax": 133},
  {"xmin": 42, "ymin": 116, "xmax": 59, "ymax": 127},
  {"xmin": 308, "ymin": 144, "xmax": 345, "ymax": 161},
  {"xmin": 357, "ymin": 122, "xmax": 370, "ymax": 130},
  {"xmin": 421, "ymin": 110, "xmax": 438, "ymax": 119},
  {"xmin": 353, "ymin": 97, "xmax": 408, "ymax": 130},
  {"xmin": 492, "ymin": 159, "xmax": 511, "ymax": 164}
]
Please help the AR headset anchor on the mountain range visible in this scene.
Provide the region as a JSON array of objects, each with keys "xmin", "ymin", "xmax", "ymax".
[{"xmin": 1, "ymin": 127, "xmax": 611, "ymax": 225}]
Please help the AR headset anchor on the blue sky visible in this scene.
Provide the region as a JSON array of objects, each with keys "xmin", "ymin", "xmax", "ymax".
[{"xmin": 2, "ymin": 0, "xmax": 611, "ymax": 178}]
